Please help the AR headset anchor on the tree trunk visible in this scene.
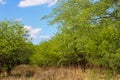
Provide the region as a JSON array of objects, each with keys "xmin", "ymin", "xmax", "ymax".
[
  {"xmin": 83, "ymin": 58, "xmax": 86, "ymax": 72},
  {"xmin": 6, "ymin": 67, "xmax": 11, "ymax": 76}
]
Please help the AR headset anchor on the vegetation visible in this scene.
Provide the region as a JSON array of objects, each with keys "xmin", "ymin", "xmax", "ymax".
[
  {"xmin": 1, "ymin": 65, "xmax": 120, "ymax": 80},
  {"xmin": 0, "ymin": 20, "xmax": 34, "ymax": 76},
  {"xmin": 1, "ymin": 0, "xmax": 120, "ymax": 79},
  {"xmin": 32, "ymin": 0, "xmax": 120, "ymax": 72}
]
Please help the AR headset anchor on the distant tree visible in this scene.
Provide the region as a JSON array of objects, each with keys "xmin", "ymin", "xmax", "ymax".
[{"xmin": 30, "ymin": 38, "xmax": 61, "ymax": 67}]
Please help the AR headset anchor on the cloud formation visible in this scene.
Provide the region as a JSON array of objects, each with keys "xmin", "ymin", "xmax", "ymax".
[
  {"xmin": 24, "ymin": 25, "xmax": 52, "ymax": 44},
  {"xmin": 39, "ymin": 35, "xmax": 52, "ymax": 40},
  {"xmin": 15, "ymin": 18, "xmax": 23, "ymax": 22},
  {"xmin": 18, "ymin": 0, "xmax": 58, "ymax": 8},
  {"xmin": 0, "ymin": 0, "xmax": 6, "ymax": 5},
  {"xmin": 24, "ymin": 25, "xmax": 42, "ymax": 39}
]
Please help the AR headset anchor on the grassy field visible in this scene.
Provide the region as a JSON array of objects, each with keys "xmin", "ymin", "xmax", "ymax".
[{"xmin": 0, "ymin": 65, "xmax": 120, "ymax": 80}]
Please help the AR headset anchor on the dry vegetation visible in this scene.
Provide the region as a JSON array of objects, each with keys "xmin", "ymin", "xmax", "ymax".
[{"xmin": 1, "ymin": 65, "xmax": 120, "ymax": 80}]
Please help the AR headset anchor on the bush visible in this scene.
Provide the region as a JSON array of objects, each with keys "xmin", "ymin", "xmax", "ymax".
[{"xmin": 0, "ymin": 20, "xmax": 34, "ymax": 76}]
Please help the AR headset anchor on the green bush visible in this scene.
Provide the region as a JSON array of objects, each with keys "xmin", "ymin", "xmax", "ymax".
[{"xmin": 0, "ymin": 20, "xmax": 34, "ymax": 76}]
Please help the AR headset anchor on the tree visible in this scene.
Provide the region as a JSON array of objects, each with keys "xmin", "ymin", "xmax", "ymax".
[
  {"xmin": 30, "ymin": 37, "xmax": 61, "ymax": 67},
  {"xmin": 42, "ymin": 0, "xmax": 120, "ymax": 71},
  {"xmin": 0, "ymin": 20, "xmax": 34, "ymax": 76}
]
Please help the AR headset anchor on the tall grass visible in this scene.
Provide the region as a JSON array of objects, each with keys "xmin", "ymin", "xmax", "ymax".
[{"xmin": 0, "ymin": 65, "xmax": 120, "ymax": 80}]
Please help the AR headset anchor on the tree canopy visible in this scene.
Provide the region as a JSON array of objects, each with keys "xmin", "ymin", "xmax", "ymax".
[
  {"xmin": 32, "ymin": 0, "xmax": 120, "ymax": 72},
  {"xmin": 0, "ymin": 20, "xmax": 34, "ymax": 75}
]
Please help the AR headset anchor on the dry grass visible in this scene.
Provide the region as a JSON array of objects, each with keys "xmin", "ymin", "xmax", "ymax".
[{"xmin": 0, "ymin": 65, "xmax": 120, "ymax": 80}]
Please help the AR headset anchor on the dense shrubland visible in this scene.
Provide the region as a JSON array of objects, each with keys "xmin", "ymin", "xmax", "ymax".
[
  {"xmin": 31, "ymin": 0, "xmax": 120, "ymax": 73},
  {"xmin": 1, "ymin": 0, "xmax": 120, "ymax": 77}
]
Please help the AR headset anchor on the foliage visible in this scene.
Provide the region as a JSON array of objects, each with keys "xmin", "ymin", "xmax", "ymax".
[
  {"xmin": 1, "ymin": 0, "xmax": 120, "ymax": 77},
  {"xmin": 34, "ymin": 0, "xmax": 120, "ymax": 72},
  {"xmin": 30, "ymin": 39, "xmax": 61, "ymax": 67},
  {"xmin": 0, "ymin": 20, "xmax": 34, "ymax": 75}
]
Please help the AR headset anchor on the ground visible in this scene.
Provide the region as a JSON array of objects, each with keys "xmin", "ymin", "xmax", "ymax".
[{"xmin": 0, "ymin": 65, "xmax": 120, "ymax": 80}]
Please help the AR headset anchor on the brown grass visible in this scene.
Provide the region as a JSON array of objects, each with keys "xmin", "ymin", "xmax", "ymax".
[{"xmin": 1, "ymin": 65, "xmax": 120, "ymax": 80}]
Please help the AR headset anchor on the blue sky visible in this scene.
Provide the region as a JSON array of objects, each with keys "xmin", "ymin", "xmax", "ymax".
[{"xmin": 0, "ymin": 0, "xmax": 58, "ymax": 44}]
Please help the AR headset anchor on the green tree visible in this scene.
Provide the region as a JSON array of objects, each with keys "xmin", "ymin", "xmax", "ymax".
[
  {"xmin": 30, "ymin": 36, "xmax": 62, "ymax": 67},
  {"xmin": 42, "ymin": 0, "xmax": 120, "ymax": 71},
  {"xmin": 0, "ymin": 20, "xmax": 34, "ymax": 76}
]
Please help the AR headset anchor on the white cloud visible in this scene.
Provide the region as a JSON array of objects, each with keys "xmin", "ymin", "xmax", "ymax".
[
  {"xmin": 24, "ymin": 25, "xmax": 42, "ymax": 39},
  {"xmin": 15, "ymin": 18, "xmax": 23, "ymax": 22},
  {"xmin": 0, "ymin": 0, "xmax": 6, "ymax": 5},
  {"xmin": 24, "ymin": 25, "xmax": 53, "ymax": 44},
  {"xmin": 48, "ymin": 0, "xmax": 57, "ymax": 7},
  {"xmin": 18, "ymin": 0, "xmax": 58, "ymax": 8},
  {"xmin": 39, "ymin": 35, "xmax": 52, "ymax": 40}
]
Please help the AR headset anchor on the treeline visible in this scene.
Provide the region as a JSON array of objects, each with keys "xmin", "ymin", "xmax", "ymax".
[
  {"xmin": 31, "ymin": 23, "xmax": 120, "ymax": 71},
  {"xmin": 31, "ymin": 0, "xmax": 120, "ymax": 72},
  {"xmin": 1, "ymin": 0, "xmax": 120, "ymax": 76}
]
